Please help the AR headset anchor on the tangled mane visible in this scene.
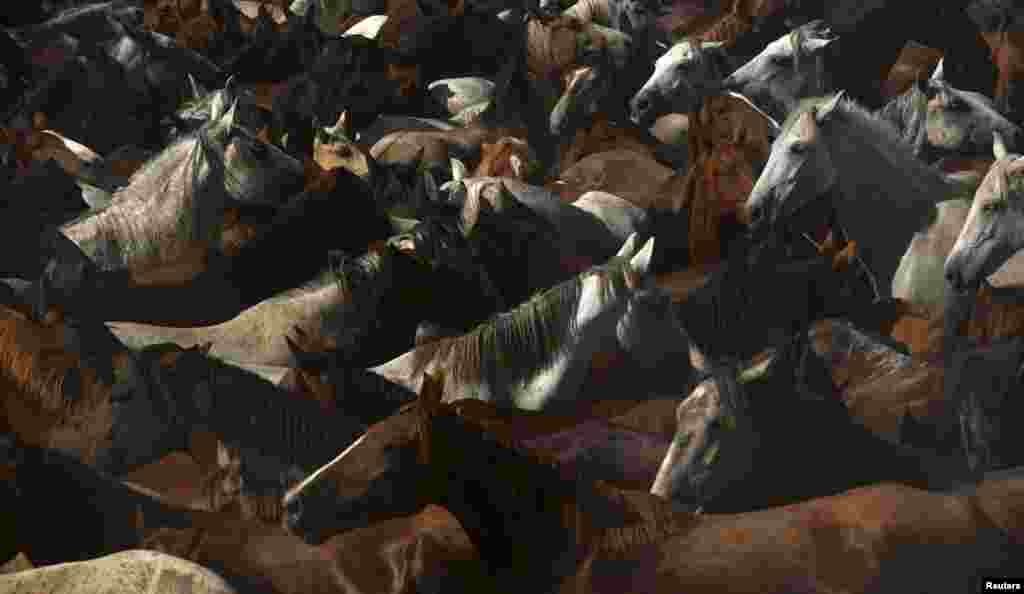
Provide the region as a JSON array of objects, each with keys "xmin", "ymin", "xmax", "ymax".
[
  {"xmin": 409, "ymin": 256, "xmax": 637, "ymax": 387},
  {"xmin": 0, "ymin": 305, "xmax": 109, "ymax": 427},
  {"xmin": 417, "ymin": 399, "xmax": 695, "ymax": 561},
  {"xmin": 64, "ymin": 118, "xmax": 264, "ymax": 267}
]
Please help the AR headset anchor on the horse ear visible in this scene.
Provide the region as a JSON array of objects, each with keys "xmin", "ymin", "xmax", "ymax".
[
  {"xmin": 994, "ymin": 130, "xmax": 1009, "ymax": 160},
  {"xmin": 220, "ymin": 99, "xmax": 238, "ymax": 132},
  {"xmin": 450, "ymin": 157, "xmax": 467, "ymax": 182},
  {"xmin": 31, "ymin": 273, "xmax": 53, "ymax": 324},
  {"xmin": 832, "ymin": 240, "xmax": 858, "ymax": 272},
  {"xmin": 629, "ymin": 236, "xmax": 656, "ymax": 277},
  {"xmin": 930, "ymin": 58, "xmax": 944, "ymax": 82},
  {"xmin": 815, "ymin": 91, "xmax": 844, "ymax": 123},
  {"xmin": 423, "ymin": 170, "xmax": 439, "ymax": 203},
  {"xmin": 509, "ymin": 153, "xmax": 524, "ymax": 178},
  {"xmin": 189, "ymin": 74, "xmax": 205, "ymax": 102},
  {"xmin": 328, "ymin": 111, "xmax": 351, "ymax": 139},
  {"xmin": 615, "ymin": 233, "xmax": 640, "ymax": 259},
  {"xmin": 32, "ymin": 112, "xmax": 47, "ymax": 131},
  {"xmin": 419, "ymin": 371, "xmax": 445, "ymax": 415}
]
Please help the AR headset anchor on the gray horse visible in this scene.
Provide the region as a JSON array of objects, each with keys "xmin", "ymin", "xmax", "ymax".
[
  {"xmin": 744, "ymin": 92, "xmax": 955, "ymax": 298},
  {"xmin": 944, "ymin": 133, "xmax": 1024, "ymax": 291},
  {"xmin": 719, "ymin": 20, "xmax": 837, "ymax": 123}
]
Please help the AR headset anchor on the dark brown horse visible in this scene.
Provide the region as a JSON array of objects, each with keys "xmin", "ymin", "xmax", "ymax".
[
  {"xmin": 0, "ymin": 440, "xmax": 495, "ymax": 594},
  {"xmin": 283, "ymin": 373, "xmax": 1024, "ymax": 593}
]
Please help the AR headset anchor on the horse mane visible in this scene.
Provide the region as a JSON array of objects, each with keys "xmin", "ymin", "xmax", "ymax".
[
  {"xmin": 268, "ymin": 241, "xmax": 391, "ymax": 303},
  {"xmin": 66, "ymin": 118, "xmax": 261, "ymax": 266},
  {"xmin": 159, "ymin": 348, "xmax": 367, "ymax": 472},
  {"xmin": 782, "ymin": 94, "xmax": 950, "ymax": 199},
  {"xmin": 876, "ymin": 82, "xmax": 929, "ymax": 156},
  {"xmin": 0, "ymin": 306, "xmax": 109, "ymax": 425},
  {"xmin": 408, "ymin": 257, "xmax": 636, "ymax": 387}
]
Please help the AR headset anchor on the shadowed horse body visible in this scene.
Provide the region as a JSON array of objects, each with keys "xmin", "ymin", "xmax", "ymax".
[
  {"xmin": 744, "ymin": 92, "xmax": 957, "ymax": 299},
  {"xmin": 650, "ymin": 336, "xmax": 973, "ymax": 512},
  {"xmin": 0, "ymin": 441, "xmax": 494, "ymax": 594},
  {"xmin": 108, "ymin": 218, "xmax": 505, "ymax": 367},
  {"xmin": 283, "ymin": 373, "xmax": 1024, "ymax": 593}
]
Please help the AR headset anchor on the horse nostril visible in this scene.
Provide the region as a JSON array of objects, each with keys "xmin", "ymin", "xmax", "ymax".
[{"xmin": 945, "ymin": 267, "xmax": 963, "ymax": 291}]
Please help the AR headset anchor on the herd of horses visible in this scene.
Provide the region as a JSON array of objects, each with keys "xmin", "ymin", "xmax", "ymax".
[{"xmin": 4, "ymin": 0, "xmax": 1024, "ymax": 592}]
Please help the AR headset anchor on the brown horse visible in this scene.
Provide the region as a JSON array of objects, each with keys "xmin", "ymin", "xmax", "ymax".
[
  {"xmin": 1, "ymin": 442, "xmax": 494, "ymax": 594},
  {"xmin": 284, "ymin": 373, "xmax": 1024, "ymax": 593}
]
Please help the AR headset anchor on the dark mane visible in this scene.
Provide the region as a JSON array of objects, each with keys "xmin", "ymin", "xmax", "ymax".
[
  {"xmin": 408, "ymin": 257, "xmax": 636, "ymax": 386},
  {"xmin": 142, "ymin": 347, "xmax": 367, "ymax": 474}
]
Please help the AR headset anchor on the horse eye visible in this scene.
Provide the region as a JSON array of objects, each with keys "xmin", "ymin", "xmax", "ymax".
[
  {"xmin": 250, "ymin": 142, "xmax": 268, "ymax": 157},
  {"xmin": 789, "ymin": 142, "xmax": 807, "ymax": 154}
]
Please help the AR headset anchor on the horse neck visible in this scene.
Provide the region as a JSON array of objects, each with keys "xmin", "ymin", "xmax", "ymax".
[
  {"xmin": 428, "ymin": 415, "xmax": 615, "ymax": 586},
  {"xmin": 205, "ymin": 361, "xmax": 365, "ymax": 473}
]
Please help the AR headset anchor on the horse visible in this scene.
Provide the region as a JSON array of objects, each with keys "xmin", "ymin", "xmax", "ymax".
[
  {"xmin": 0, "ymin": 440, "xmax": 494, "ymax": 594},
  {"xmin": 108, "ymin": 219, "xmax": 505, "ymax": 368},
  {"xmin": 743, "ymin": 92, "xmax": 957, "ymax": 299},
  {"xmin": 650, "ymin": 333, "xmax": 973, "ymax": 512},
  {"xmin": 56, "ymin": 105, "xmax": 303, "ymax": 291},
  {"xmin": 450, "ymin": 176, "xmax": 625, "ymax": 304},
  {"xmin": 627, "ymin": 0, "xmax": 768, "ymax": 125},
  {"xmin": 283, "ymin": 372, "xmax": 1024, "ymax": 593},
  {"xmin": 945, "ymin": 136, "xmax": 1024, "ymax": 291},
  {"xmin": 369, "ymin": 233, "xmax": 695, "ymax": 409},
  {"xmin": 877, "ymin": 64, "xmax": 1024, "ymax": 162},
  {"xmin": 719, "ymin": 21, "xmax": 838, "ymax": 122},
  {"xmin": 672, "ymin": 235, "xmax": 877, "ymax": 367},
  {"xmin": 0, "ymin": 550, "xmax": 240, "ymax": 594},
  {"xmin": 892, "ymin": 197, "xmax": 974, "ymax": 309}
]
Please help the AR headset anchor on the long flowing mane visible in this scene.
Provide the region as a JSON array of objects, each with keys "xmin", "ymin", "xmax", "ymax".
[
  {"xmin": 876, "ymin": 83, "xmax": 930, "ymax": 156},
  {"xmin": 781, "ymin": 94, "xmax": 953, "ymax": 291},
  {"xmin": 63, "ymin": 119, "xmax": 259, "ymax": 266},
  {"xmin": 409, "ymin": 256, "xmax": 636, "ymax": 387}
]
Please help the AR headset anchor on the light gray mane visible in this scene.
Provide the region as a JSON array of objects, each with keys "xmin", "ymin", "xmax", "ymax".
[
  {"xmin": 64, "ymin": 119, "xmax": 256, "ymax": 266},
  {"xmin": 876, "ymin": 83, "xmax": 930, "ymax": 157},
  {"xmin": 410, "ymin": 256, "xmax": 636, "ymax": 386}
]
